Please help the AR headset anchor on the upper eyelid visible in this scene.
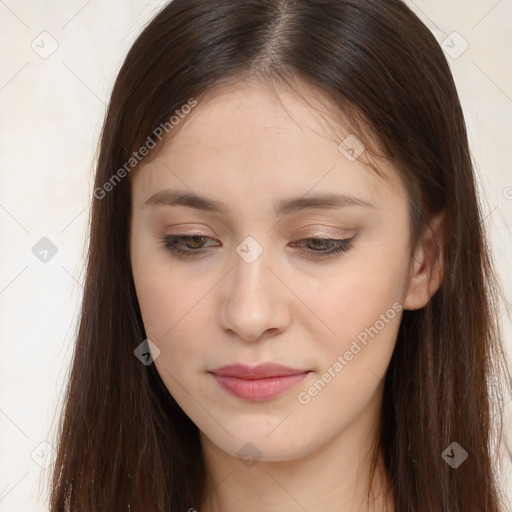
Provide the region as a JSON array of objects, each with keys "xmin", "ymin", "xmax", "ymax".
[
  {"xmin": 163, "ymin": 233, "xmax": 348, "ymax": 242},
  {"xmin": 162, "ymin": 225, "xmax": 354, "ymax": 238}
]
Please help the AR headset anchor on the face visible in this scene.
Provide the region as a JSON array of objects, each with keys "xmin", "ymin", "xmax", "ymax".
[{"xmin": 130, "ymin": 79, "xmax": 415, "ymax": 463}]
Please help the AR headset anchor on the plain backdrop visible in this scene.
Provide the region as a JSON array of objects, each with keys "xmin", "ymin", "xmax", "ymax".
[{"xmin": 0, "ymin": 1, "xmax": 511, "ymax": 510}]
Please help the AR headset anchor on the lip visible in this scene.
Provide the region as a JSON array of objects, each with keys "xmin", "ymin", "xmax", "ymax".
[
  {"xmin": 209, "ymin": 363, "xmax": 311, "ymax": 402},
  {"xmin": 210, "ymin": 363, "xmax": 310, "ymax": 379}
]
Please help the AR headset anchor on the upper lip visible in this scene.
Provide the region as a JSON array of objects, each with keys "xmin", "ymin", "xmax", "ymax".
[{"xmin": 209, "ymin": 363, "xmax": 310, "ymax": 379}]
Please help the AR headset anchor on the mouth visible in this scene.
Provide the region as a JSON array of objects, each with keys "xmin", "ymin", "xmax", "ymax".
[{"xmin": 208, "ymin": 363, "xmax": 312, "ymax": 402}]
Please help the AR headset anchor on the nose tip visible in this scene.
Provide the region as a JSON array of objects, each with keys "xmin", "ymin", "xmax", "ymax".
[{"xmin": 219, "ymin": 248, "xmax": 291, "ymax": 343}]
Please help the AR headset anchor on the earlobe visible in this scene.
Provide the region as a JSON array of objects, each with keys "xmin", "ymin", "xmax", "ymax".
[{"xmin": 403, "ymin": 212, "xmax": 445, "ymax": 311}]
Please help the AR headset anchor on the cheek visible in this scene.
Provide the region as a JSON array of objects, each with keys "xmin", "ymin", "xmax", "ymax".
[
  {"xmin": 132, "ymin": 265, "xmax": 211, "ymax": 350},
  {"xmin": 293, "ymin": 272, "xmax": 403, "ymax": 443},
  {"xmin": 130, "ymin": 231, "xmax": 217, "ymax": 378},
  {"xmin": 297, "ymin": 236, "xmax": 408, "ymax": 406},
  {"xmin": 303, "ymin": 240, "xmax": 408, "ymax": 346},
  {"xmin": 131, "ymin": 226, "xmax": 186, "ymax": 342},
  {"xmin": 303, "ymin": 277, "xmax": 402, "ymax": 388},
  {"xmin": 132, "ymin": 266, "xmax": 214, "ymax": 411}
]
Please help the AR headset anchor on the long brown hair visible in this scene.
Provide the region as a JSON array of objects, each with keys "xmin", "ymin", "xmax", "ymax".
[{"xmin": 49, "ymin": 0, "xmax": 512, "ymax": 510}]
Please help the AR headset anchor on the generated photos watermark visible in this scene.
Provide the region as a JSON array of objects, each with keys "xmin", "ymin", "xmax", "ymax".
[
  {"xmin": 297, "ymin": 301, "xmax": 403, "ymax": 405},
  {"xmin": 94, "ymin": 97, "xmax": 198, "ymax": 200}
]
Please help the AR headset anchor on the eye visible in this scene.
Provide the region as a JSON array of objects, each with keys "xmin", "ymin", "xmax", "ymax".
[
  {"xmin": 289, "ymin": 237, "xmax": 354, "ymax": 259},
  {"xmin": 160, "ymin": 234, "xmax": 354, "ymax": 260},
  {"xmin": 161, "ymin": 234, "xmax": 218, "ymax": 259}
]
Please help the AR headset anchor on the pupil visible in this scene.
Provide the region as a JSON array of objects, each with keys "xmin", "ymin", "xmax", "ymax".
[
  {"xmin": 309, "ymin": 238, "xmax": 329, "ymax": 250},
  {"xmin": 187, "ymin": 236, "xmax": 206, "ymax": 248}
]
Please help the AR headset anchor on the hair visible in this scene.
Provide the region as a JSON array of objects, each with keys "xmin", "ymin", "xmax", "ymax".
[{"xmin": 48, "ymin": 0, "xmax": 512, "ymax": 510}]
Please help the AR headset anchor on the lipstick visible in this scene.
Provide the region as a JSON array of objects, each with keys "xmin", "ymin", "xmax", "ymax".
[{"xmin": 209, "ymin": 363, "xmax": 311, "ymax": 402}]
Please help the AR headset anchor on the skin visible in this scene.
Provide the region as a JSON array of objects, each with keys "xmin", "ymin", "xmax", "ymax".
[{"xmin": 129, "ymin": 78, "xmax": 443, "ymax": 512}]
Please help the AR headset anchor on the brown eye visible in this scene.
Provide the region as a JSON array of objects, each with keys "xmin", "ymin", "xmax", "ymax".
[
  {"xmin": 160, "ymin": 235, "xmax": 354, "ymax": 260},
  {"xmin": 290, "ymin": 237, "xmax": 354, "ymax": 259},
  {"xmin": 161, "ymin": 234, "xmax": 219, "ymax": 258},
  {"xmin": 181, "ymin": 235, "xmax": 209, "ymax": 249}
]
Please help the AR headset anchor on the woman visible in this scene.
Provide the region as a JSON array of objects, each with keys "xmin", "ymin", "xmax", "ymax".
[{"xmin": 49, "ymin": 0, "xmax": 512, "ymax": 510}]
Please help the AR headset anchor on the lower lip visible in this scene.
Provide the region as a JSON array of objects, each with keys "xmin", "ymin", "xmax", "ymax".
[{"xmin": 211, "ymin": 373, "xmax": 310, "ymax": 402}]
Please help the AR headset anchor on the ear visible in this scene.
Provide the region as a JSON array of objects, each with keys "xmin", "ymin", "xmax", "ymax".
[{"xmin": 403, "ymin": 212, "xmax": 445, "ymax": 311}]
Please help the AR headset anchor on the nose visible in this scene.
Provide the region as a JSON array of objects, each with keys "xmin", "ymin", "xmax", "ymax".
[{"xmin": 219, "ymin": 244, "xmax": 291, "ymax": 343}]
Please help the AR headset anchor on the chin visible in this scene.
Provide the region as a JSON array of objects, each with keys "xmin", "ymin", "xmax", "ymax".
[{"xmin": 204, "ymin": 428, "xmax": 316, "ymax": 464}]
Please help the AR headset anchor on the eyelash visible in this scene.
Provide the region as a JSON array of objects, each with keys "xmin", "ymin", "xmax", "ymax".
[{"xmin": 160, "ymin": 234, "xmax": 354, "ymax": 260}]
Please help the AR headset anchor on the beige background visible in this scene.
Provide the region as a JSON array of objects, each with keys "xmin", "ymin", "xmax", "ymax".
[{"xmin": 0, "ymin": 0, "xmax": 510, "ymax": 510}]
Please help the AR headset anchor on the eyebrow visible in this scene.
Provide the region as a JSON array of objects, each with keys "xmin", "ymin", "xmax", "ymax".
[{"xmin": 143, "ymin": 189, "xmax": 375, "ymax": 215}]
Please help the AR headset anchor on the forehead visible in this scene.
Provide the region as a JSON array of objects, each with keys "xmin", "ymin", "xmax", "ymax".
[{"xmin": 130, "ymin": 79, "xmax": 407, "ymax": 214}]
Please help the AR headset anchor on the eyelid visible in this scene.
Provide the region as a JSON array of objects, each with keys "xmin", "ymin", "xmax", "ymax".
[
  {"xmin": 160, "ymin": 232, "xmax": 355, "ymax": 261},
  {"xmin": 161, "ymin": 228, "xmax": 353, "ymax": 242},
  {"xmin": 161, "ymin": 220, "xmax": 356, "ymax": 241},
  {"xmin": 296, "ymin": 229, "xmax": 355, "ymax": 239}
]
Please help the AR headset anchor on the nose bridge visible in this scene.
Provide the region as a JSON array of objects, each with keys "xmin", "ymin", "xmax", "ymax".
[
  {"xmin": 219, "ymin": 234, "xmax": 289, "ymax": 341},
  {"xmin": 231, "ymin": 235, "xmax": 274, "ymax": 307}
]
